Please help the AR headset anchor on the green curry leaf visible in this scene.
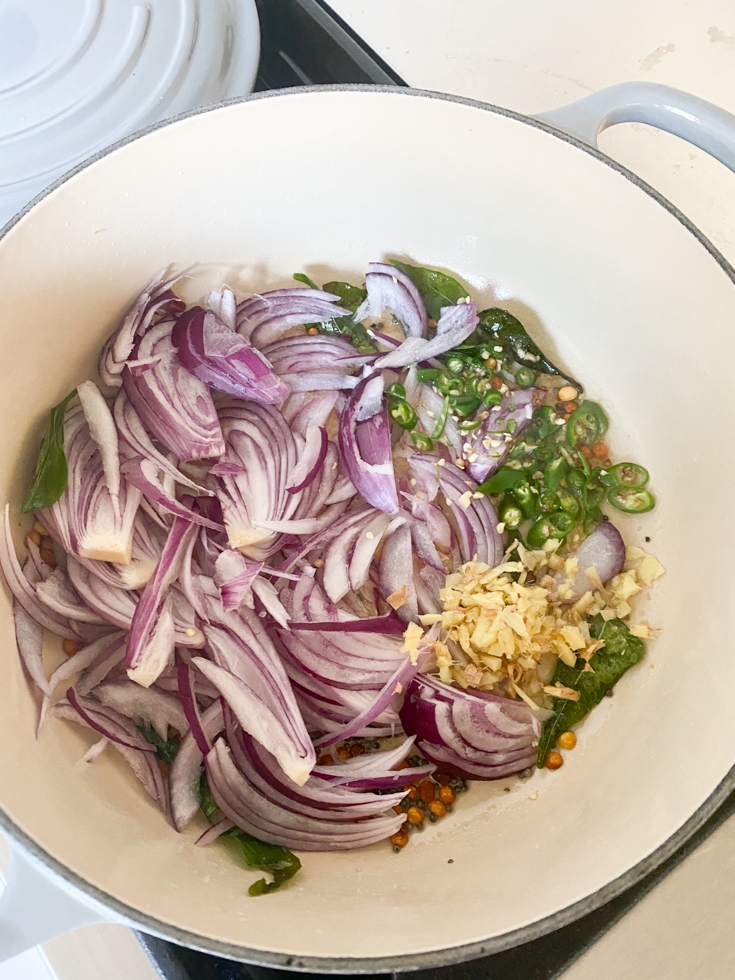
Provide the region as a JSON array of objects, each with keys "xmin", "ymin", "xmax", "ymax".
[
  {"xmin": 21, "ymin": 390, "xmax": 76, "ymax": 513},
  {"xmin": 389, "ymin": 260, "xmax": 468, "ymax": 321},
  {"xmin": 537, "ymin": 615, "xmax": 645, "ymax": 766}
]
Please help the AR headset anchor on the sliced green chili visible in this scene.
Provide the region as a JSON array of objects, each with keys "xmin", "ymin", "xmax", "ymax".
[
  {"xmin": 445, "ymin": 354, "xmax": 466, "ymax": 375},
  {"xmin": 538, "ymin": 489, "xmax": 561, "ymax": 513},
  {"xmin": 566, "ymin": 400, "xmax": 608, "ymax": 448},
  {"xmin": 389, "ymin": 401, "xmax": 418, "ymax": 430},
  {"xmin": 549, "ymin": 510, "xmax": 575, "ymax": 534},
  {"xmin": 544, "ymin": 457, "xmax": 568, "ymax": 490},
  {"xmin": 411, "ymin": 432, "xmax": 434, "ymax": 451},
  {"xmin": 527, "ymin": 517, "xmax": 563, "ymax": 547},
  {"xmin": 607, "ymin": 487, "xmax": 655, "ymax": 513},
  {"xmin": 514, "ymin": 481, "xmax": 537, "ymax": 520},
  {"xmin": 566, "ymin": 469, "xmax": 587, "ymax": 491},
  {"xmin": 451, "ymin": 394, "xmax": 481, "ymax": 418},
  {"xmin": 610, "ymin": 462, "xmax": 649, "ymax": 488},
  {"xmin": 557, "ymin": 490, "xmax": 581, "ymax": 517},
  {"xmin": 416, "ymin": 368, "xmax": 441, "ymax": 383},
  {"xmin": 458, "ymin": 418, "xmax": 482, "ymax": 432},
  {"xmin": 436, "ymin": 372, "xmax": 464, "ymax": 396},
  {"xmin": 500, "ymin": 498, "xmax": 523, "ymax": 529},
  {"xmin": 483, "ymin": 389, "xmax": 502, "ymax": 406},
  {"xmin": 431, "ymin": 396, "xmax": 450, "ymax": 439},
  {"xmin": 515, "ymin": 367, "xmax": 536, "ymax": 387}
]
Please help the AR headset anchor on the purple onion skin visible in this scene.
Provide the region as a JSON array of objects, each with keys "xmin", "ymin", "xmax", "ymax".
[
  {"xmin": 467, "ymin": 388, "xmax": 536, "ymax": 483},
  {"xmin": 560, "ymin": 522, "xmax": 626, "ymax": 601}
]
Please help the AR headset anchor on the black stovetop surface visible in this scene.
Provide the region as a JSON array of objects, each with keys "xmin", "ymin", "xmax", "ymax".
[{"xmin": 138, "ymin": 2, "xmax": 735, "ymax": 976}]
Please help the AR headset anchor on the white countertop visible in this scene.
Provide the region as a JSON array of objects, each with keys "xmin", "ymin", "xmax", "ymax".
[{"xmin": 3, "ymin": 3, "xmax": 735, "ymax": 978}]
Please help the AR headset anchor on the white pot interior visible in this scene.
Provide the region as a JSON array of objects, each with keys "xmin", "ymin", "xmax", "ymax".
[{"xmin": 0, "ymin": 89, "xmax": 732, "ymax": 966}]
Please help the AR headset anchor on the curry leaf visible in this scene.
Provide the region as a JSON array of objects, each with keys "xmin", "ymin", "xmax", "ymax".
[
  {"xmin": 197, "ymin": 775, "xmax": 302, "ymax": 894},
  {"xmin": 139, "ymin": 726, "xmax": 180, "ymax": 767},
  {"xmin": 389, "ymin": 260, "xmax": 468, "ymax": 321},
  {"xmin": 228, "ymin": 832, "xmax": 302, "ymax": 896},
  {"xmin": 292, "ymin": 272, "xmax": 319, "ymax": 290},
  {"xmin": 537, "ymin": 615, "xmax": 645, "ymax": 766},
  {"xmin": 477, "ymin": 466, "xmax": 528, "ymax": 496},
  {"xmin": 21, "ymin": 390, "xmax": 76, "ymax": 513},
  {"xmin": 310, "ymin": 280, "xmax": 375, "ymax": 353}
]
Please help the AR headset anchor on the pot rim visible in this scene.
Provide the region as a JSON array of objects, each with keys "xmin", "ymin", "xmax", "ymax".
[{"xmin": 1, "ymin": 83, "xmax": 733, "ymax": 973}]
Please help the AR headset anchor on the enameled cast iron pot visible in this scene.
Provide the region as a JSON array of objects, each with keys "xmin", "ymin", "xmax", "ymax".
[{"xmin": 0, "ymin": 82, "xmax": 734, "ymax": 972}]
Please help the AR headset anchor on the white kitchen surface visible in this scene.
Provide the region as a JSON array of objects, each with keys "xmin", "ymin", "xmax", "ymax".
[{"xmin": 3, "ymin": 3, "xmax": 735, "ymax": 978}]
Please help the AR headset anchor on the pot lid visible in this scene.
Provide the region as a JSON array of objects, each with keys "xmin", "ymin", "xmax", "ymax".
[{"xmin": 0, "ymin": 0, "xmax": 260, "ymax": 225}]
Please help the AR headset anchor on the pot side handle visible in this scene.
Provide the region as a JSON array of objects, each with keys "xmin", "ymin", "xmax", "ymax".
[
  {"xmin": 535, "ymin": 81, "xmax": 735, "ymax": 173},
  {"xmin": 0, "ymin": 836, "xmax": 111, "ymax": 962}
]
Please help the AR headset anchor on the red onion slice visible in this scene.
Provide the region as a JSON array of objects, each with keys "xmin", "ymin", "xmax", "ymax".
[
  {"xmin": 261, "ymin": 335, "xmax": 374, "ymax": 377},
  {"xmin": 99, "ymin": 272, "xmax": 184, "ymax": 388},
  {"xmin": 172, "ymin": 306, "xmax": 289, "ymax": 404},
  {"xmin": 126, "ymin": 517, "xmax": 198, "ymax": 687},
  {"xmin": 177, "ymin": 660, "xmax": 210, "ymax": 756},
  {"xmin": 95, "ymin": 677, "xmax": 188, "ymax": 741},
  {"xmin": 465, "ymin": 388, "xmax": 536, "ymax": 483},
  {"xmin": 237, "ymin": 289, "xmax": 352, "ymax": 348},
  {"xmin": 286, "ymin": 426, "xmax": 329, "ymax": 494},
  {"xmin": 65, "ymin": 688, "xmax": 157, "ymax": 753},
  {"xmin": 338, "ymin": 377, "xmax": 399, "ymax": 515},
  {"xmin": 361, "ymin": 262, "xmax": 427, "ymax": 338},
  {"xmin": 557, "ymin": 521, "xmax": 626, "ymax": 601},
  {"xmin": 372, "ymin": 301, "xmax": 479, "ymax": 370},
  {"xmin": 170, "ymin": 702, "xmax": 224, "ymax": 832},
  {"xmin": 213, "ymin": 549, "xmax": 262, "ymax": 611},
  {"xmin": 119, "ymin": 456, "xmax": 223, "ymax": 531},
  {"xmin": 378, "ymin": 522, "xmax": 418, "ymax": 622},
  {"xmin": 54, "ymin": 698, "xmax": 168, "ymax": 813},
  {"xmin": 123, "ymin": 320, "xmax": 225, "ymax": 463},
  {"xmin": 196, "ymin": 818, "xmax": 235, "ymax": 846}
]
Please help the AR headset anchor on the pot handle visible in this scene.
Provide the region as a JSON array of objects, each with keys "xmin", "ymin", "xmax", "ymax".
[
  {"xmin": 0, "ymin": 835, "xmax": 111, "ymax": 962},
  {"xmin": 535, "ymin": 81, "xmax": 735, "ymax": 173}
]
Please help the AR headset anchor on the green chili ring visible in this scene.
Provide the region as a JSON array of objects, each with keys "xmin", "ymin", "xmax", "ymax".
[
  {"xmin": 607, "ymin": 487, "xmax": 655, "ymax": 513},
  {"xmin": 610, "ymin": 462, "xmax": 650, "ymax": 488}
]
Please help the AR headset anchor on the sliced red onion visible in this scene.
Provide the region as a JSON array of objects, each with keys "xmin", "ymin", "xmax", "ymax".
[
  {"xmin": 0, "ymin": 509, "xmax": 79, "ymax": 639},
  {"xmin": 288, "ymin": 610, "xmax": 405, "ymax": 635},
  {"xmin": 260, "ymin": 335, "xmax": 374, "ymax": 377},
  {"xmin": 54, "ymin": 698, "xmax": 168, "ymax": 812},
  {"xmin": 205, "ymin": 737, "xmax": 404, "ymax": 851},
  {"xmin": 286, "ymin": 426, "xmax": 329, "ymax": 494},
  {"xmin": 119, "ymin": 456, "xmax": 222, "ymax": 531},
  {"xmin": 98, "ymin": 272, "xmax": 184, "ymax": 388},
  {"xmin": 123, "ymin": 319, "xmax": 225, "ymax": 462},
  {"xmin": 169, "ymin": 701, "xmax": 224, "ymax": 832},
  {"xmin": 557, "ymin": 521, "xmax": 626, "ymax": 601},
  {"xmin": 172, "ymin": 306, "xmax": 289, "ymax": 403},
  {"xmin": 215, "ymin": 401, "xmax": 308, "ymax": 559},
  {"xmin": 194, "ymin": 658, "xmax": 313, "ymax": 787},
  {"xmin": 372, "ymin": 301, "xmax": 478, "ymax": 370},
  {"xmin": 338, "ymin": 377, "xmax": 398, "ymax": 515},
  {"xmin": 355, "ymin": 374, "xmax": 385, "ymax": 422},
  {"xmin": 408, "ymin": 454, "xmax": 503, "ymax": 566},
  {"xmin": 206, "ymin": 286, "xmax": 238, "ymax": 330},
  {"xmin": 196, "ymin": 604, "xmax": 315, "ymax": 784},
  {"xmin": 289, "ymin": 390, "xmax": 340, "ymax": 436},
  {"xmin": 77, "ymin": 381, "xmax": 121, "ymax": 504},
  {"xmin": 48, "ymin": 631, "xmax": 126, "ymax": 697},
  {"xmin": 415, "ymin": 565, "xmax": 444, "ymax": 615},
  {"xmin": 213, "ymin": 549, "xmax": 262, "ymax": 611},
  {"xmin": 34, "ymin": 570, "xmax": 109, "ymax": 626},
  {"xmin": 66, "ymin": 556, "xmax": 137, "ymax": 630},
  {"xmin": 410, "ymin": 520, "xmax": 446, "ymax": 572},
  {"xmin": 414, "ymin": 382, "xmax": 463, "ymax": 457},
  {"xmin": 251, "ymin": 576, "xmax": 290, "ymax": 629},
  {"xmin": 196, "ymin": 818, "xmax": 235, "ymax": 846},
  {"xmin": 42, "ymin": 405, "xmax": 142, "ymax": 564},
  {"xmin": 406, "ymin": 493, "xmax": 452, "ymax": 551},
  {"xmin": 113, "ymin": 390, "xmax": 211, "ymax": 496},
  {"xmin": 65, "ymin": 688, "xmax": 157, "ymax": 752},
  {"xmin": 126, "ymin": 517, "xmax": 198, "ymax": 687},
  {"xmin": 322, "ymin": 511, "xmax": 376, "ymax": 604},
  {"xmin": 237, "ymin": 288, "xmax": 351, "ymax": 348},
  {"xmin": 83, "ymin": 737, "xmax": 109, "ymax": 763},
  {"xmin": 13, "ymin": 600, "xmax": 52, "ymax": 697},
  {"xmin": 95, "ymin": 677, "xmax": 188, "ymax": 740},
  {"xmin": 314, "ymin": 655, "xmax": 419, "ymax": 748},
  {"xmin": 349, "ymin": 511, "xmax": 392, "ymax": 591},
  {"xmin": 177, "ymin": 660, "xmax": 210, "ymax": 756},
  {"xmin": 276, "ymin": 628, "xmax": 407, "ymax": 692},
  {"xmin": 361, "ymin": 262, "xmax": 427, "ymax": 338},
  {"xmin": 399, "ymin": 674, "xmax": 539, "ymax": 779},
  {"xmin": 465, "ymin": 388, "xmax": 537, "ymax": 483},
  {"xmin": 378, "ymin": 522, "xmax": 418, "ymax": 622}
]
